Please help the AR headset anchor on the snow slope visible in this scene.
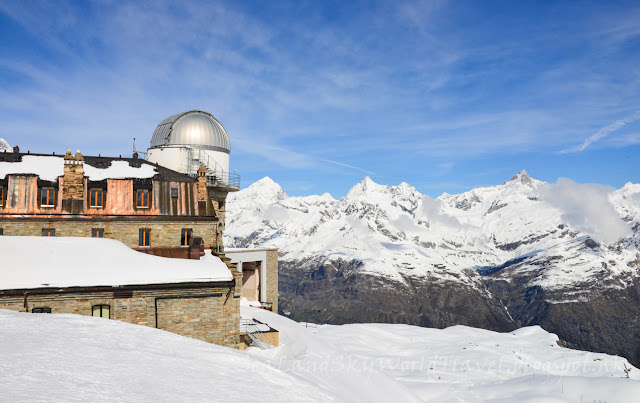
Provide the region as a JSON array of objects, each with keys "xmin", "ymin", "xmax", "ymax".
[
  {"xmin": 225, "ymin": 172, "xmax": 640, "ymax": 294},
  {"xmin": 0, "ymin": 237, "xmax": 232, "ymax": 289},
  {"xmin": 2, "ymin": 307, "xmax": 638, "ymax": 402},
  {"xmin": 0, "ymin": 138, "xmax": 10, "ymax": 152},
  {"xmin": 0, "ymin": 310, "xmax": 335, "ymax": 402},
  {"xmin": 241, "ymin": 306, "xmax": 640, "ymax": 402}
]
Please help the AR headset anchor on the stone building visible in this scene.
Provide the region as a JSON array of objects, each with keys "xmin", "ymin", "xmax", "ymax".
[
  {"xmin": 0, "ymin": 148, "xmax": 230, "ymax": 252},
  {"xmin": 0, "ymin": 236, "xmax": 241, "ymax": 348},
  {"xmin": 0, "ymin": 110, "xmax": 279, "ymax": 348}
]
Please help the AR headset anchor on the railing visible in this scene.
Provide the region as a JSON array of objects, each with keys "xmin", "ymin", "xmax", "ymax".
[
  {"xmin": 187, "ymin": 148, "xmax": 240, "ymax": 189},
  {"xmin": 240, "ymin": 319, "xmax": 276, "ymax": 350},
  {"xmin": 189, "ymin": 171, "xmax": 240, "ymax": 188}
]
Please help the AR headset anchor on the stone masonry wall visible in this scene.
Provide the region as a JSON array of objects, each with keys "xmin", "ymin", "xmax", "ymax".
[
  {"xmin": 266, "ymin": 249, "xmax": 279, "ymax": 313},
  {"xmin": 62, "ymin": 150, "xmax": 84, "ymax": 200},
  {"xmin": 0, "ymin": 285, "xmax": 240, "ymax": 348},
  {"xmin": 0, "ymin": 220, "xmax": 218, "ymax": 249}
]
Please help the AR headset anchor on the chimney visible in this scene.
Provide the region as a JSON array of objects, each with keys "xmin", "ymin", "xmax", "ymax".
[
  {"xmin": 131, "ymin": 151, "xmax": 140, "ymax": 168},
  {"xmin": 12, "ymin": 146, "xmax": 20, "ymax": 161},
  {"xmin": 62, "ymin": 149, "xmax": 85, "ymax": 200},
  {"xmin": 197, "ymin": 164, "xmax": 207, "ymax": 201}
]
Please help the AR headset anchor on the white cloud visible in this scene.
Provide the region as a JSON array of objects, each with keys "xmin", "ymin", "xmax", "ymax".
[
  {"xmin": 390, "ymin": 213, "xmax": 423, "ymax": 233},
  {"xmin": 539, "ymin": 178, "xmax": 631, "ymax": 243},
  {"xmin": 420, "ymin": 195, "xmax": 463, "ymax": 228},
  {"xmin": 260, "ymin": 205, "xmax": 290, "ymax": 224}
]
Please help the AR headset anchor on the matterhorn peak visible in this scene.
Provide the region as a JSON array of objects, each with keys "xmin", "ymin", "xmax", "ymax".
[{"xmin": 0, "ymin": 138, "xmax": 11, "ymax": 152}]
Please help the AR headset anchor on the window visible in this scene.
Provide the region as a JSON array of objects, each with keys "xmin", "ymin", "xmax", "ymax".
[
  {"xmin": 89, "ymin": 188, "xmax": 105, "ymax": 208},
  {"xmin": 181, "ymin": 228, "xmax": 193, "ymax": 246},
  {"xmin": 0, "ymin": 228, "xmax": 3, "ymax": 236},
  {"xmin": 92, "ymin": 305, "xmax": 110, "ymax": 319},
  {"xmin": 171, "ymin": 188, "xmax": 179, "ymax": 199},
  {"xmin": 92, "ymin": 228, "xmax": 104, "ymax": 238},
  {"xmin": 0, "ymin": 185, "xmax": 4, "ymax": 206},
  {"xmin": 32, "ymin": 308, "xmax": 52, "ymax": 313},
  {"xmin": 135, "ymin": 189, "xmax": 150, "ymax": 208},
  {"xmin": 42, "ymin": 228, "xmax": 55, "ymax": 237},
  {"xmin": 40, "ymin": 187, "xmax": 56, "ymax": 207},
  {"xmin": 139, "ymin": 228, "xmax": 150, "ymax": 247}
]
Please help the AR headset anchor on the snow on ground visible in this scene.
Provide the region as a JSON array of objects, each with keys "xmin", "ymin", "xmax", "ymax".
[
  {"xmin": 0, "ymin": 310, "xmax": 334, "ymax": 402},
  {"xmin": 0, "ymin": 237, "xmax": 231, "ymax": 289},
  {"xmin": 242, "ymin": 306, "xmax": 640, "ymax": 403},
  {"xmin": 0, "ymin": 155, "xmax": 157, "ymax": 181},
  {"xmin": 1, "ymin": 306, "xmax": 639, "ymax": 402}
]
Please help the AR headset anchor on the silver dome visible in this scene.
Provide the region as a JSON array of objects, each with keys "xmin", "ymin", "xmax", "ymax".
[{"xmin": 150, "ymin": 110, "xmax": 230, "ymax": 153}]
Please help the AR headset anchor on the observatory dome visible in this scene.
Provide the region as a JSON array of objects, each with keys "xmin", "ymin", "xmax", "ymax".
[{"xmin": 149, "ymin": 110, "xmax": 230, "ymax": 153}]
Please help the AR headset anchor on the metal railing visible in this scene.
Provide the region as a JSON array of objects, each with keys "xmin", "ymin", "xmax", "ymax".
[
  {"xmin": 240, "ymin": 319, "xmax": 276, "ymax": 350},
  {"xmin": 187, "ymin": 148, "xmax": 240, "ymax": 189}
]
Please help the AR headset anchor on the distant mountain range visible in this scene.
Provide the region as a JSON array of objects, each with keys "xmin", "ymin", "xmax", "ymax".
[{"xmin": 225, "ymin": 171, "xmax": 640, "ymax": 366}]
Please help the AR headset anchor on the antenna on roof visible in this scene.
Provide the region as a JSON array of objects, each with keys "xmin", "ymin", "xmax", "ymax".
[{"xmin": 132, "ymin": 137, "xmax": 148, "ymax": 160}]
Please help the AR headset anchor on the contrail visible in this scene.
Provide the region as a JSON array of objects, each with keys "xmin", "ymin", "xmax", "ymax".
[
  {"xmin": 577, "ymin": 110, "xmax": 640, "ymax": 152},
  {"xmin": 322, "ymin": 159, "xmax": 375, "ymax": 175}
]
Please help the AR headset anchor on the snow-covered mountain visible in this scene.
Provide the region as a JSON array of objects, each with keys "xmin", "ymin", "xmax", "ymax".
[
  {"xmin": 227, "ymin": 171, "xmax": 639, "ymax": 293},
  {"xmin": 225, "ymin": 172, "xmax": 640, "ymax": 366},
  {"xmin": 0, "ymin": 138, "xmax": 11, "ymax": 152}
]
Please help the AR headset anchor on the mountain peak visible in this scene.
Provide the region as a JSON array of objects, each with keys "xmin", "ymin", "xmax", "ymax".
[
  {"xmin": 241, "ymin": 177, "xmax": 288, "ymax": 202},
  {"xmin": 346, "ymin": 176, "xmax": 388, "ymax": 198},
  {"xmin": 507, "ymin": 170, "xmax": 533, "ymax": 186},
  {"xmin": 0, "ymin": 138, "xmax": 10, "ymax": 152}
]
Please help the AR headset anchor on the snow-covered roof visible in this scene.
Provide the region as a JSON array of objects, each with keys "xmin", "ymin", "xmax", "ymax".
[
  {"xmin": 0, "ymin": 237, "xmax": 232, "ymax": 290},
  {"xmin": 0, "ymin": 155, "xmax": 157, "ymax": 181}
]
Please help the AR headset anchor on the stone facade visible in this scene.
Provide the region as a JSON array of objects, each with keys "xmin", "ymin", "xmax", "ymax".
[
  {"xmin": 265, "ymin": 249, "xmax": 279, "ymax": 313},
  {"xmin": 0, "ymin": 219, "xmax": 218, "ymax": 249},
  {"xmin": 197, "ymin": 165, "xmax": 207, "ymax": 201},
  {"xmin": 62, "ymin": 150, "xmax": 84, "ymax": 200},
  {"xmin": 0, "ymin": 283, "xmax": 240, "ymax": 348}
]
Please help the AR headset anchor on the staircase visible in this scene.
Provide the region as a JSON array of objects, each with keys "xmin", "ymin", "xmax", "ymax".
[
  {"xmin": 240, "ymin": 319, "xmax": 277, "ymax": 350},
  {"xmin": 187, "ymin": 148, "xmax": 240, "ymax": 189}
]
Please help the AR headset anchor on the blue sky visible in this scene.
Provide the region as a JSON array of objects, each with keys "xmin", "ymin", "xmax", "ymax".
[{"xmin": 1, "ymin": 0, "xmax": 639, "ymax": 197}]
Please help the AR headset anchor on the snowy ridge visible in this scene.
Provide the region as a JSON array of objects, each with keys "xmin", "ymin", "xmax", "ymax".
[
  {"xmin": 225, "ymin": 171, "xmax": 640, "ymax": 294},
  {"xmin": 0, "ymin": 138, "xmax": 10, "ymax": 152}
]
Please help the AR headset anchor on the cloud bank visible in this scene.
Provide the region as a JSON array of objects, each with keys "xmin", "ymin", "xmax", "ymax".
[
  {"xmin": 420, "ymin": 195, "xmax": 463, "ymax": 229},
  {"xmin": 539, "ymin": 178, "xmax": 631, "ymax": 243}
]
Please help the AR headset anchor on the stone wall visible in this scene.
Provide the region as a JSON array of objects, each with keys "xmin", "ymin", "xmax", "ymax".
[
  {"xmin": 266, "ymin": 249, "xmax": 279, "ymax": 313},
  {"xmin": 0, "ymin": 219, "xmax": 218, "ymax": 249},
  {"xmin": 0, "ymin": 284, "xmax": 240, "ymax": 348},
  {"xmin": 62, "ymin": 150, "xmax": 84, "ymax": 200}
]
